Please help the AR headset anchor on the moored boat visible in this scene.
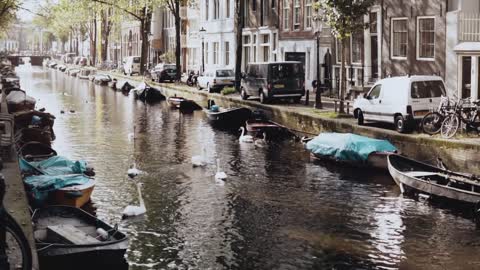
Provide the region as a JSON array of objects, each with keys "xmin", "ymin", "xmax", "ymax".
[
  {"xmin": 132, "ymin": 82, "xmax": 164, "ymax": 102},
  {"xmin": 203, "ymin": 100, "xmax": 252, "ymax": 128},
  {"xmin": 32, "ymin": 205, "xmax": 129, "ymax": 268},
  {"xmin": 167, "ymin": 96, "xmax": 185, "ymax": 108},
  {"xmin": 53, "ymin": 179, "xmax": 95, "ymax": 208},
  {"xmin": 387, "ymin": 154, "xmax": 480, "ymax": 203},
  {"xmin": 305, "ymin": 133, "xmax": 397, "ymax": 170},
  {"xmin": 115, "ymin": 80, "xmax": 134, "ymax": 94},
  {"xmin": 245, "ymin": 111, "xmax": 291, "ymax": 139}
]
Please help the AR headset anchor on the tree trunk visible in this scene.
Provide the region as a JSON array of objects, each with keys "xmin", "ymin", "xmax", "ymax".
[
  {"xmin": 339, "ymin": 38, "xmax": 346, "ymax": 114},
  {"xmin": 140, "ymin": 8, "xmax": 152, "ymax": 74},
  {"xmin": 175, "ymin": 0, "xmax": 181, "ymax": 81},
  {"xmin": 234, "ymin": 0, "xmax": 244, "ymax": 91}
]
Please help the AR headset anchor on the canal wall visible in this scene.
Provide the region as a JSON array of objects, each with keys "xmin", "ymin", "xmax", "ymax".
[{"xmin": 106, "ymin": 72, "xmax": 480, "ymax": 175}]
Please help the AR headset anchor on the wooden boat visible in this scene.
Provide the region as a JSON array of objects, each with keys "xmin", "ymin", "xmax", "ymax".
[
  {"xmin": 108, "ymin": 78, "xmax": 117, "ymax": 89},
  {"xmin": 32, "ymin": 206, "xmax": 129, "ymax": 268},
  {"xmin": 305, "ymin": 133, "xmax": 397, "ymax": 170},
  {"xmin": 388, "ymin": 154, "xmax": 480, "ymax": 203},
  {"xmin": 6, "ymin": 88, "xmax": 36, "ymax": 113},
  {"xmin": 53, "ymin": 179, "xmax": 95, "ymax": 208},
  {"xmin": 203, "ymin": 100, "xmax": 252, "ymax": 127},
  {"xmin": 93, "ymin": 74, "xmax": 112, "ymax": 85},
  {"xmin": 17, "ymin": 127, "xmax": 55, "ymax": 147},
  {"xmin": 18, "ymin": 141, "xmax": 57, "ymax": 162},
  {"xmin": 115, "ymin": 80, "xmax": 134, "ymax": 94},
  {"xmin": 77, "ymin": 69, "xmax": 95, "ymax": 80},
  {"xmin": 167, "ymin": 96, "xmax": 185, "ymax": 108},
  {"xmin": 246, "ymin": 118, "xmax": 292, "ymax": 139},
  {"xmin": 132, "ymin": 82, "xmax": 164, "ymax": 102}
]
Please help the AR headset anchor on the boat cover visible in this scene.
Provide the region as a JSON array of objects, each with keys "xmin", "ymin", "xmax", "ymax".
[
  {"xmin": 305, "ymin": 133, "xmax": 397, "ymax": 162},
  {"xmin": 19, "ymin": 156, "xmax": 90, "ymax": 205}
]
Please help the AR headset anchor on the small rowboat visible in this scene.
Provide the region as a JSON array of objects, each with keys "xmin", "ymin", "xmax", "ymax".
[
  {"xmin": 33, "ymin": 206, "xmax": 129, "ymax": 268},
  {"xmin": 203, "ymin": 100, "xmax": 252, "ymax": 128},
  {"xmin": 167, "ymin": 96, "xmax": 185, "ymax": 109},
  {"xmin": 388, "ymin": 154, "xmax": 480, "ymax": 203},
  {"xmin": 305, "ymin": 133, "xmax": 397, "ymax": 170},
  {"xmin": 53, "ymin": 179, "xmax": 95, "ymax": 208},
  {"xmin": 133, "ymin": 82, "xmax": 165, "ymax": 102},
  {"xmin": 246, "ymin": 118, "xmax": 292, "ymax": 139}
]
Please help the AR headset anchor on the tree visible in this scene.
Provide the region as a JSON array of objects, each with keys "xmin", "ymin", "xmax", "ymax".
[
  {"xmin": 317, "ymin": 0, "xmax": 374, "ymax": 114},
  {"xmin": 234, "ymin": 0, "xmax": 244, "ymax": 92},
  {"xmin": 0, "ymin": 0, "xmax": 19, "ymax": 33}
]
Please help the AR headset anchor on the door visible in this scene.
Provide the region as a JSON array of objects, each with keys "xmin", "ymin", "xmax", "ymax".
[{"xmin": 363, "ymin": 84, "xmax": 383, "ymax": 121}]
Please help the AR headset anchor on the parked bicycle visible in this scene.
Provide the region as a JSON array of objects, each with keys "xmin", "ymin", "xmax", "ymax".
[
  {"xmin": 0, "ymin": 174, "xmax": 32, "ymax": 270},
  {"xmin": 440, "ymin": 97, "xmax": 480, "ymax": 138},
  {"xmin": 421, "ymin": 95, "xmax": 455, "ymax": 135}
]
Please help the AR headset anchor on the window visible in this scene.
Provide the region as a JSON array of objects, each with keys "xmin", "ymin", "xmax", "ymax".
[
  {"xmin": 205, "ymin": 43, "xmax": 209, "ymax": 64},
  {"xmin": 214, "ymin": 0, "xmax": 219, "ymax": 19},
  {"xmin": 252, "ymin": 0, "xmax": 256, "ymax": 11},
  {"xmin": 370, "ymin": 12, "xmax": 377, "ymax": 33},
  {"xmin": 293, "ymin": 0, "xmax": 300, "ymax": 30},
  {"xmin": 205, "ymin": 0, "xmax": 209, "ymax": 20},
  {"xmin": 213, "ymin": 42, "xmax": 219, "ymax": 64},
  {"xmin": 272, "ymin": 0, "xmax": 275, "ymax": 8},
  {"xmin": 225, "ymin": 42, "xmax": 230, "ymax": 65},
  {"xmin": 335, "ymin": 39, "xmax": 342, "ymax": 63},
  {"xmin": 367, "ymin": 84, "xmax": 381, "ymax": 99},
  {"xmin": 226, "ymin": 0, "xmax": 230, "ymax": 18},
  {"xmin": 305, "ymin": 0, "xmax": 312, "ymax": 28},
  {"xmin": 283, "ymin": 0, "xmax": 289, "ymax": 30},
  {"xmin": 351, "ymin": 31, "xmax": 362, "ymax": 64},
  {"xmin": 391, "ymin": 18, "xmax": 407, "ymax": 59},
  {"xmin": 411, "ymin": 80, "xmax": 446, "ymax": 98},
  {"xmin": 417, "ymin": 17, "xmax": 435, "ymax": 60},
  {"xmin": 263, "ymin": 47, "xmax": 269, "ymax": 62}
]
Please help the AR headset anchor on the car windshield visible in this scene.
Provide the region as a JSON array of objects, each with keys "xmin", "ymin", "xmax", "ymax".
[
  {"xmin": 270, "ymin": 63, "xmax": 304, "ymax": 79},
  {"xmin": 411, "ymin": 80, "xmax": 446, "ymax": 98},
  {"xmin": 216, "ymin": 70, "xmax": 234, "ymax": 77},
  {"xmin": 133, "ymin": 57, "xmax": 140, "ymax": 63}
]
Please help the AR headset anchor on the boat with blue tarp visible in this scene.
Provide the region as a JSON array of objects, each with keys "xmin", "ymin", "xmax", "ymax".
[{"xmin": 305, "ymin": 132, "xmax": 398, "ymax": 170}]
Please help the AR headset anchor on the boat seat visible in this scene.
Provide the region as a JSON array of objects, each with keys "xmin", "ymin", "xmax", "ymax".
[
  {"xmin": 47, "ymin": 224, "xmax": 100, "ymax": 245},
  {"xmin": 404, "ymin": 171, "xmax": 439, "ymax": 178}
]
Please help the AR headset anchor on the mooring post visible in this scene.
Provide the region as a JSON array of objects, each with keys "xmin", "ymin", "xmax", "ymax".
[{"xmin": 305, "ymin": 90, "xmax": 309, "ymax": 106}]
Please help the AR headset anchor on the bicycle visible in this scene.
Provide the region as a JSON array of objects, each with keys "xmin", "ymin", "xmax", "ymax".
[
  {"xmin": 421, "ymin": 95, "xmax": 455, "ymax": 135},
  {"xmin": 0, "ymin": 174, "xmax": 32, "ymax": 270},
  {"xmin": 440, "ymin": 97, "xmax": 480, "ymax": 139}
]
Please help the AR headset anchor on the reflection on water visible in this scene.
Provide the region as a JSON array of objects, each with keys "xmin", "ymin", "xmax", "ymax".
[{"xmin": 16, "ymin": 65, "xmax": 480, "ymax": 270}]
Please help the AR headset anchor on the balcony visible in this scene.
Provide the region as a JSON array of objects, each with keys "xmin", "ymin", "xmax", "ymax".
[{"xmin": 459, "ymin": 12, "xmax": 480, "ymax": 42}]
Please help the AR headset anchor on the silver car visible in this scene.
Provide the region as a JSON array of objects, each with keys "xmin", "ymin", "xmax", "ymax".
[{"xmin": 197, "ymin": 69, "xmax": 235, "ymax": 93}]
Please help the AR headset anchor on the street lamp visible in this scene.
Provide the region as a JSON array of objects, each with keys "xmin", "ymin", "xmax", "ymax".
[
  {"xmin": 199, "ymin": 27, "xmax": 206, "ymax": 74},
  {"xmin": 312, "ymin": 15, "xmax": 323, "ymax": 109}
]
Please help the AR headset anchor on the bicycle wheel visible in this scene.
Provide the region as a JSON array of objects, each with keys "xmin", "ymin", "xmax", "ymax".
[
  {"xmin": 2, "ymin": 212, "xmax": 32, "ymax": 270},
  {"xmin": 421, "ymin": 112, "xmax": 444, "ymax": 135},
  {"xmin": 441, "ymin": 114, "xmax": 460, "ymax": 139}
]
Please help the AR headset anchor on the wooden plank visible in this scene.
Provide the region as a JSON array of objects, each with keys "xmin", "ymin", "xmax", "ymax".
[{"xmin": 47, "ymin": 225, "xmax": 100, "ymax": 245}]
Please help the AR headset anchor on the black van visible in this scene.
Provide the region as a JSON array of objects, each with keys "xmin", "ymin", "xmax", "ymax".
[{"xmin": 240, "ymin": 61, "xmax": 305, "ymax": 103}]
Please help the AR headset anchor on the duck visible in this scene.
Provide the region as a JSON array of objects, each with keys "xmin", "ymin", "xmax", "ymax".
[
  {"xmin": 254, "ymin": 132, "xmax": 267, "ymax": 148},
  {"xmin": 215, "ymin": 158, "xmax": 227, "ymax": 180},
  {"xmin": 122, "ymin": 182, "xmax": 146, "ymax": 219},
  {"xmin": 127, "ymin": 162, "xmax": 142, "ymax": 178},
  {"xmin": 191, "ymin": 146, "xmax": 207, "ymax": 167},
  {"xmin": 238, "ymin": 127, "xmax": 254, "ymax": 143}
]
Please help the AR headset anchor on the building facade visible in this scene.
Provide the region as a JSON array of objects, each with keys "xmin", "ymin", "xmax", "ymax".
[
  {"xmin": 199, "ymin": 0, "xmax": 236, "ymax": 72},
  {"xmin": 278, "ymin": 0, "xmax": 331, "ymax": 91},
  {"xmin": 446, "ymin": 0, "xmax": 480, "ymax": 99},
  {"xmin": 121, "ymin": 21, "xmax": 142, "ymax": 60},
  {"xmin": 242, "ymin": 0, "xmax": 279, "ymax": 71},
  {"xmin": 185, "ymin": 2, "xmax": 201, "ymax": 73}
]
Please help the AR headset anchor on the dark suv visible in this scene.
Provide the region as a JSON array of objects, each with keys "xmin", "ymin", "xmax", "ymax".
[
  {"xmin": 240, "ymin": 61, "xmax": 305, "ymax": 103},
  {"xmin": 151, "ymin": 64, "xmax": 177, "ymax": 83}
]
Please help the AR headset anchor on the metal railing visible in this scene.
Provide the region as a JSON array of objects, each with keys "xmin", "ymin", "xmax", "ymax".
[{"xmin": 459, "ymin": 12, "xmax": 480, "ymax": 42}]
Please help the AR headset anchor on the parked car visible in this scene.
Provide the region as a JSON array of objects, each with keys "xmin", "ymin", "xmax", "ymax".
[
  {"xmin": 240, "ymin": 61, "xmax": 305, "ymax": 103},
  {"xmin": 197, "ymin": 69, "xmax": 235, "ymax": 93},
  {"xmin": 353, "ymin": 75, "xmax": 447, "ymax": 133},
  {"xmin": 150, "ymin": 63, "xmax": 177, "ymax": 82},
  {"xmin": 123, "ymin": 56, "xmax": 141, "ymax": 76}
]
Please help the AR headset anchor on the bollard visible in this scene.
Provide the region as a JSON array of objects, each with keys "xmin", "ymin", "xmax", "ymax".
[
  {"xmin": 305, "ymin": 90, "xmax": 310, "ymax": 106},
  {"xmin": 334, "ymin": 100, "xmax": 338, "ymax": 113},
  {"xmin": 347, "ymin": 102, "xmax": 350, "ymax": 114}
]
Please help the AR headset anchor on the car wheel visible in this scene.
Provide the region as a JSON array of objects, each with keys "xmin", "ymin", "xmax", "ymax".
[
  {"xmin": 395, "ymin": 115, "xmax": 408, "ymax": 133},
  {"xmin": 260, "ymin": 91, "xmax": 268, "ymax": 104},
  {"xmin": 357, "ymin": 110, "xmax": 364, "ymax": 125},
  {"xmin": 240, "ymin": 88, "xmax": 249, "ymax": 100}
]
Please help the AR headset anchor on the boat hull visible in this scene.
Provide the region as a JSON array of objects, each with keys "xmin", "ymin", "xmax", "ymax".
[
  {"xmin": 387, "ymin": 155, "xmax": 480, "ymax": 203},
  {"xmin": 311, "ymin": 151, "xmax": 392, "ymax": 170},
  {"xmin": 204, "ymin": 107, "xmax": 252, "ymax": 128},
  {"xmin": 52, "ymin": 179, "xmax": 95, "ymax": 208}
]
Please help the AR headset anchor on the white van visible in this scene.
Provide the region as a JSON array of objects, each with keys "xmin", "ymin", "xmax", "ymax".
[
  {"xmin": 353, "ymin": 75, "xmax": 447, "ymax": 133},
  {"xmin": 123, "ymin": 56, "xmax": 141, "ymax": 76}
]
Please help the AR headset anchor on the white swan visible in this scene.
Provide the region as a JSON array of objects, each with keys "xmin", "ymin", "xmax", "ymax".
[
  {"xmin": 122, "ymin": 182, "xmax": 146, "ymax": 218},
  {"xmin": 254, "ymin": 132, "xmax": 267, "ymax": 148},
  {"xmin": 215, "ymin": 158, "xmax": 227, "ymax": 180},
  {"xmin": 191, "ymin": 146, "xmax": 207, "ymax": 167},
  {"xmin": 127, "ymin": 162, "xmax": 142, "ymax": 178},
  {"xmin": 239, "ymin": 127, "xmax": 254, "ymax": 143}
]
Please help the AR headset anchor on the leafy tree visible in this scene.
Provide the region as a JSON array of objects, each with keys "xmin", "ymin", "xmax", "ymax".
[
  {"xmin": 316, "ymin": 0, "xmax": 374, "ymax": 114},
  {"xmin": 0, "ymin": 0, "xmax": 19, "ymax": 34}
]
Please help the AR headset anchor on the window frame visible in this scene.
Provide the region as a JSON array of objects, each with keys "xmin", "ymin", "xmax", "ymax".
[
  {"xmin": 293, "ymin": 0, "xmax": 301, "ymax": 30},
  {"xmin": 391, "ymin": 17, "xmax": 408, "ymax": 60},
  {"xmin": 283, "ymin": 0, "xmax": 290, "ymax": 30},
  {"xmin": 350, "ymin": 31, "xmax": 363, "ymax": 64},
  {"xmin": 416, "ymin": 16, "xmax": 435, "ymax": 61},
  {"xmin": 304, "ymin": 0, "xmax": 312, "ymax": 29},
  {"xmin": 226, "ymin": 0, "xmax": 230, "ymax": 18},
  {"xmin": 225, "ymin": 41, "xmax": 230, "ymax": 65}
]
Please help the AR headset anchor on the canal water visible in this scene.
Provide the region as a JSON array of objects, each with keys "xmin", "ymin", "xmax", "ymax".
[{"xmin": 15, "ymin": 65, "xmax": 480, "ymax": 270}]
